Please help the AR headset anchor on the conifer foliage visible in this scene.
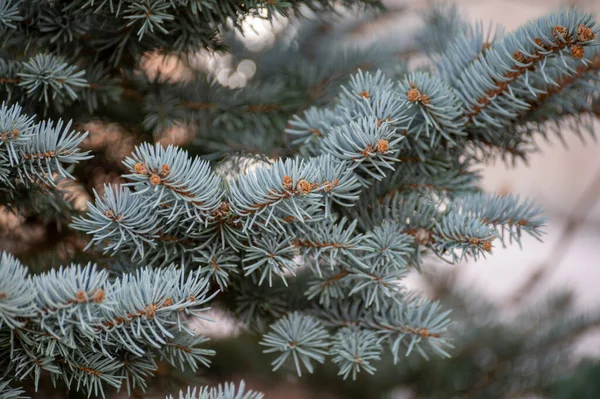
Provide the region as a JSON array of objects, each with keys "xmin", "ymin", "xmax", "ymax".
[{"xmin": 0, "ymin": 0, "xmax": 599, "ymax": 397}]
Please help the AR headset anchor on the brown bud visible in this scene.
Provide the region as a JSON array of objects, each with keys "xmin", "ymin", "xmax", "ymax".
[
  {"xmin": 104, "ymin": 210, "xmax": 122, "ymax": 222},
  {"xmin": 92, "ymin": 289, "xmax": 104, "ymax": 303},
  {"xmin": 76, "ymin": 291, "xmax": 88, "ymax": 303},
  {"xmin": 310, "ymin": 128, "xmax": 322, "ymax": 136},
  {"xmin": 134, "ymin": 162, "xmax": 147, "ymax": 175},
  {"xmin": 362, "ymin": 144, "xmax": 375, "ymax": 158},
  {"xmin": 163, "ymin": 298, "xmax": 173, "ymax": 307},
  {"xmin": 552, "ymin": 25, "xmax": 570, "ymax": 42},
  {"xmin": 482, "ymin": 241, "xmax": 492, "ymax": 251},
  {"xmin": 376, "ymin": 139, "xmax": 389, "ymax": 153},
  {"xmin": 570, "ymin": 44, "xmax": 584, "ymax": 59},
  {"xmin": 149, "ymin": 174, "xmax": 161, "ymax": 185},
  {"xmin": 533, "ymin": 37, "xmax": 546, "ymax": 49},
  {"xmin": 359, "ymin": 91, "xmax": 370, "ymax": 98},
  {"xmin": 377, "ymin": 117, "xmax": 393, "ymax": 127},
  {"xmin": 407, "ymin": 88, "xmax": 421, "ymax": 103},
  {"xmin": 414, "ymin": 228, "xmax": 432, "ymax": 246},
  {"xmin": 420, "ymin": 94, "xmax": 430, "ymax": 104},
  {"xmin": 513, "ymin": 51, "xmax": 525, "ymax": 62},
  {"xmin": 577, "ymin": 24, "xmax": 595, "ymax": 42},
  {"xmin": 214, "ymin": 201, "xmax": 230, "ymax": 218},
  {"xmin": 469, "ymin": 237, "xmax": 480, "ymax": 245},
  {"xmin": 145, "ymin": 304, "xmax": 157, "ymax": 319},
  {"xmin": 282, "ymin": 175, "xmax": 293, "ymax": 191},
  {"xmin": 160, "ymin": 164, "xmax": 170, "ymax": 177},
  {"xmin": 296, "ymin": 179, "xmax": 312, "ymax": 194},
  {"xmin": 322, "ymin": 179, "xmax": 340, "ymax": 192}
]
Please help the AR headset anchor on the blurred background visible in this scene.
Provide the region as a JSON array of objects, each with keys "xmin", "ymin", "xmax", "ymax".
[{"xmin": 4, "ymin": 0, "xmax": 600, "ymax": 398}]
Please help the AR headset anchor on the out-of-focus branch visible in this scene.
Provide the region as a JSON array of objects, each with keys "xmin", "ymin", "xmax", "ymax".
[{"xmin": 508, "ymin": 164, "xmax": 600, "ymax": 306}]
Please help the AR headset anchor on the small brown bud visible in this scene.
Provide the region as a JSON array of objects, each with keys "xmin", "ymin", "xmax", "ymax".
[
  {"xmin": 145, "ymin": 304, "xmax": 157, "ymax": 319},
  {"xmin": 577, "ymin": 24, "xmax": 595, "ymax": 42},
  {"xmin": 362, "ymin": 144, "xmax": 375, "ymax": 158},
  {"xmin": 420, "ymin": 94, "xmax": 430, "ymax": 104},
  {"xmin": 469, "ymin": 237, "xmax": 480, "ymax": 246},
  {"xmin": 377, "ymin": 117, "xmax": 392, "ymax": 127},
  {"xmin": 359, "ymin": 91, "xmax": 370, "ymax": 98},
  {"xmin": 160, "ymin": 164, "xmax": 170, "ymax": 177},
  {"xmin": 149, "ymin": 173, "xmax": 161, "ymax": 185},
  {"xmin": 407, "ymin": 88, "xmax": 421, "ymax": 102},
  {"xmin": 322, "ymin": 179, "xmax": 339, "ymax": 192},
  {"xmin": 282, "ymin": 175, "xmax": 293, "ymax": 191},
  {"xmin": 163, "ymin": 298, "xmax": 173, "ymax": 307},
  {"xmin": 134, "ymin": 162, "xmax": 147, "ymax": 175},
  {"xmin": 570, "ymin": 44, "xmax": 584, "ymax": 59},
  {"xmin": 104, "ymin": 210, "xmax": 122, "ymax": 222},
  {"xmin": 214, "ymin": 201, "xmax": 230, "ymax": 218},
  {"xmin": 92, "ymin": 289, "xmax": 104, "ymax": 303},
  {"xmin": 76, "ymin": 291, "xmax": 88, "ymax": 303},
  {"xmin": 376, "ymin": 139, "xmax": 389, "ymax": 153},
  {"xmin": 1, "ymin": 129, "xmax": 19, "ymax": 142},
  {"xmin": 309, "ymin": 128, "xmax": 322, "ymax": 136},
  {"xmin": 513, "ymin": 51, "xmax": 525, "ymax": 62},
  {"xmin": 533, "ymin": 37, "xmax": 546, "ymax": 49},
  {"xmin": 414, "ymin": 228, "xmax": 432, "ymax": 246},
  {"xmin": 482, "ymin": 241, "xmax": 492, "ymax": 251},
  {"xmin": 552, "ymin": 25, "xmax": 570, "ymax": 42},
  {"xmin": 296, "ymin": 179, "xmax": 312, "ymax": 194},
  {"xmin": 418, "ymin": 328, "xmax": 431, "ymax": 338},
  {"xmin": 0, "ymin": 292, "xmax": 7, "ymax": 300}
]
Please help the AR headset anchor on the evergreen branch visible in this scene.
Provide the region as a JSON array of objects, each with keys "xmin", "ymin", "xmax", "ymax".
[
  {"xmin": 458, "ymin": 10, "xmax": 598, "ymax": 127},
  {"xmin": 242, "ymin": 233, "xmax": 297, "ymax": 287},
  {"xmin": 160, "ymin": 333, "xmax": 215, "ymax": 372},
  {"xmin": 0, "ymin": 253, "xmax": 217, "ymax": 397},
  {"xmin": 260, "ymin": 312, "xmax": 330, "ymax": 376},
  {"xmin": 16, "ymin": 54, "xmax": 88, "ymax": 112},
  {"xmin": 71, "ymin": 185, "xmax": 162, "ymax": 259},
  {"xmin": 171, "ymin": 381, "xmax": 263, "ymax": 399},
  {"xmin": 0, "ymin": 252, "xmax": 36, "ymax": 329},
  {"xmin": 330, "ymin": 328, "xmax": 382, "ymax": 380},
  {"xmin": 526, "ymin": 54, "xmax": 600, "ymax": 113},
  {"xmin": 123, "ymin": 143, "xmax": 224, "ymax": 221},
  {"xmin": 397, "ymin": 71, "xmax": 467, "ymax": 145},
  {"xmin": 16, "ymin": 118, "xmax": 92, "ymax": 184},
  {"xmin": 0, "ymin": 379, "xmax": 27, "ymax": 399}
]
